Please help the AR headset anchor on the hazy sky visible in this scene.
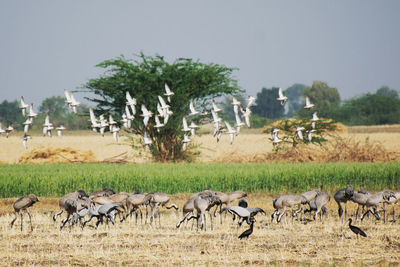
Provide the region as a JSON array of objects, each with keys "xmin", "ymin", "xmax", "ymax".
[{"xmin": 1, "ymin": 1, "xmax": 399, "ymax": 106}]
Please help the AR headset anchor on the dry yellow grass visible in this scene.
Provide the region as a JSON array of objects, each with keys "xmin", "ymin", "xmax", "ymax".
[
  {"xmin": 1, "ymin": 127, "xmax": 400, "ymax": 164},
  {"xmin": 1, "ymin": 194, "xmax": 400, "ymax": 266}
]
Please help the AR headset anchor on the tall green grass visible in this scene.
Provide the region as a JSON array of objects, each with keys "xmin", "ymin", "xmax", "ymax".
[{"xmin": 1, "ymin": 162, "xmax": 400, "ymax": 197}]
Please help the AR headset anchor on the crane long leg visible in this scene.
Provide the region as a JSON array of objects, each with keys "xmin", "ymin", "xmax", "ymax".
[
  {"xmin": 20, "ymin": 213, "xmax": 24, "ymax": 231},
  {"xmin": 53, "ymin": 210, "xmax": 63, "ymax": 222},
  {"xmin": 60, "ymin": 214, "xmax": 71, "ymax": 230},
  {"xmin": 209, "ymin": 212, "xmax": 213, "ymax": 231},
  {"xmin": 26, "ymin": 209, "xmax": 33, "ymax": 231},
  {"xmin": 158, "ymin": 206, "xmax": 161, "ymax": 226},
  {"xmin": 10, "ymin": 212, "xmax": 18, "ymax": 228},
  {"xmin": 355, "ymin": 206, "xmax": 359, "ymax": 221}
]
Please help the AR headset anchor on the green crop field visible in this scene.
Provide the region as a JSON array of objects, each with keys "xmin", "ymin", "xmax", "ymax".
[{"xmin": 1, "ymin": 162, "xmax": 400, "ymax": 197}]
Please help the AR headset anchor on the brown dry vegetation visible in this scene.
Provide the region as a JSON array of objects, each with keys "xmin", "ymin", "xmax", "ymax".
[
  {"xmin": 0, "ymin": 125, "xmax": 400, "ymax": 164},
  {"xmin": 1, "ymin": 194, "xmax": 400, "ymax": 266}
]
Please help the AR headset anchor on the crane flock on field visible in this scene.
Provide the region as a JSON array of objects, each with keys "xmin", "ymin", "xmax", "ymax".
[
  {"xmin": 10, "ymin": 186, "xmax": 400, "ymax": 239},
  {"xmin": 1, "ymin": 85, "xmax": 318, "ymax": 151}
]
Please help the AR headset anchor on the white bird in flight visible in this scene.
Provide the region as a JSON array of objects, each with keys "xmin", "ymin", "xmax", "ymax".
[
  {"xmin": 126, "ymin": 91, "xmax": 137, "ymax": 115},
  {"xmin": 111, "ymin": 126, "xmax": 120, "ymax": 142},
  {"xmin": 182, "ymin": 116, "xmax": 191, "ymax": 133},
  {"xmin": 64, "ymin": 89, "xmax": 72, "ymax": 107},
  {"xmin": 189, "ymin": 99, "xmax": 199, "ymax": 116},
  {"xmin": 272, "ymin": 134, "xmax": 282, "ymax": 147},
  {"xmin": 311, "ymin": 112, "xmax": 319, "ymax": 129},
  {"xmin": 276, "ymin": 88, "xmax": 288, "ymax": 106},
  {"xmin": 141, "ymin": 104, "xmax": 153, "ymax": 127},
  {"xmin": 296, "ymin": 126, "xmax": 305, "ymax": 141},
  {"xmin": 108, "ymin": 115, "xmax": 117, "ymax": 132},
  {"xmin": 23, "ymin": 118, "xmax": 33, "ymax": 133},
  {"xmin": 224, "ymin": 121, "xmax": 236, "ymax": 145},
  {"xmin": 182, "ymin": 133, "xmax": 191, "ymax": 151},
  {"xmin": 43, "ymin": 115, "xmax": 53, "ymax": 137},
  {"xmin": 143, "ymin": 131, "xmax": 152, "ymax": 149},
  {"xmin": 125, "ymin": 105, "xmax": 134, "ymax": 128},
  {"xmin": 89, "ymin": 108, "xmax": 101, "ymax": 132},
  {"xmin": 157, "ymin": 103, "xmax": 164, "ymax": 118},
  {"xmin": 5, "ymin": 124, "xmax": 13, "ymax": 138},
  {"xmin": 164, "ymin": 83, "xmax": 174, "ymax": 103},
  {"xmin": 69, "ymin": 92, "xmax": 80, "ymax": 114},
  {"xmin": 121, "ymin": 113, "xmax": 128, "ymax": 128},
  {"xmin": 212, "ymin": 100, "xmax": 222, "ymax": 113},
  {"xmin": 6, "ymin": 123, "xmax": 14, "ymax": 138},
  {"xmin": 154, "ymin": 115, "xmax": 164, "ymax": 132},
  {"xmin": 233, "ymin": 105, "xmax": 245, "ymax": 136},
  {"xmin": 241, "ymin": 106, "xmax": 252, "ymax": 127},
  {"xmin": 231, "ymin": 96, "xmax": 241, "ymax": 106},
  {"xmin": 22, "ymin": 134, "xmax": 31, "ymax": 149},
  {"xmin": 56, "ymin": 125, "xmax": 66, "ymax": 137},
  {"xmin": 27, "ymin": 104, "xmax": 38, "ymax": 119},
  {"xmin": 271, "ymin": 128, "xmax": 280, "ymax": 139},
  {"xmin": 246, "ymin": 96, "xmax": 256, "ymax": 108},
  {"xmin": 304, "ymin": 96, "xmax": 314, "ymax": 110},
  {"xmin": 19, "ymin": 96, "xmax": 29, "ymax": 116},
  {"xmin": 189, "ymin": 121, "xmax": 199, "ymax": 136},
  {"xmin": 99, "ymin": 115, "xmax": 108, "ymax": 137},
  {"xmin": 307, "ymin": 129, "xmax": 315, "ymax": 142}
]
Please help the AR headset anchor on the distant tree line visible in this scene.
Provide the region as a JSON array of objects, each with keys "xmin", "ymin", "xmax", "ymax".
[
  {"xmin": 248, "ymin": 82, "xmax": 400, "ymax": 126},
  {"xmin": 1, "ymin": 83, "xmax": 399, "ymax": 130},
  {"xmin": 0, "ymin": 96, "xmax": 89, "ymax": 131}
]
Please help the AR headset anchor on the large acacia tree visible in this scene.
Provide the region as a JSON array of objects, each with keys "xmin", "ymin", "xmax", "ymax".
[{"xmin": 84, "ymin": 53, "xmax": 241, "ymax": 161}]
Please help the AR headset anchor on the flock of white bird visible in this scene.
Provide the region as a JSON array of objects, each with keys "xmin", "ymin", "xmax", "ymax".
[
  {"xmin": 271, "ymin": 88, "xmax": 319, "ymax": 147},
  {"xmin": 0, "ymin": 85, "xmax": 318, "ymax": 151}
]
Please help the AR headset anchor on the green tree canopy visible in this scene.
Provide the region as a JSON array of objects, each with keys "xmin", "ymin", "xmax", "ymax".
[
  {"xmin": 333, "ymin": 93, "xmax": 400, "ymax": 125},
  {"xmin": 39, "ymin": 96, "xmax": 69, "ymax": 118},
  {"xmin": 0, "ymin": 100, "xmax": 24, "ymax": 129},
  {"xmin": 376, "ymin": 86, "xmax": 398, "ymax": 98},
  {"xmin": 84, "ymin": 53, "xmax": 242, "ymax": 161},
  {"xmin": 284, "ymin": 84, "xmax": 305, "ymax": 117},
  {"xmin": 253, "ymin": 87, "xmax": 284, "ymax": 119}
]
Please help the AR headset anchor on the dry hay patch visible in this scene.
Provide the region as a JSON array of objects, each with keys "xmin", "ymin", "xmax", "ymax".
[
  {"xmin": 266, "ymin": 136, "xmax": 400, "ymax": 163},
  {"xmin": 18, "ymin": 147, "xmax": 97, "ymax": 163},
  {"xmin": 216, "ymin": 136, "xmax": 400, "ymax": 163}
]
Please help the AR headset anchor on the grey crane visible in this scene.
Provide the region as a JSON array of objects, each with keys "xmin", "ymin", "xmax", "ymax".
[
  {"xmin": 271, "ymin": 194, "xmax": 309, "ymax": 223},
  {"xmin": 312, "ymin": 191, "xmax": 330, "ymax": 221},
  {"xmin": 214, "ymin": 190, "xmax": 247, "ymax": 223},
  {"xmin": 89, "ymin": 188, "xmax": 115, "ymax": 199},
  {"xmin": 222, "ymin": 206, "xmax": 265, "ymax": 226},
  {"xmin": 334, "ymin": 185, "xmax": 354, "ymax": 219},
  {"xmin": 384, "ymin": 191, "xmax": 400, "ymax": 222},
  {"xmin": 143, "ymin": 192, "xmax": 178, "ymax": 225},
  {"xmin": 361, "ymin": 190, "xmax": 396, "ymax": 222},
  {"xmin": 60, "ymin": 196, "xmax": 92, "ymax": 230},
  {"xmin": 176, "ymin": 190, "xmax": 215, "ymax": 229},
  {"xmin": 10, "ymin": 194, "xmax": 39, "ymax": 231},
  {"xmin": 124, "ymin": 192, "xmax": 148, "ymax": 223},
  {"xmin": 83, "ymin": 202, "xmax": 125, "ymax": 228},
  {"xmin": 53, "ymin": 189, "xmax": 88, "ymax": 222},
  {"xmin": 349, "ymin": 189, "xmax": 371, "ymax": 221},
  {"xmin": 301, "ymin": 189, "xmax": 320, "ymax": 203},
  {"xmin": 187, "ymin": 194, "xmax": 221, "ymax": 231}
]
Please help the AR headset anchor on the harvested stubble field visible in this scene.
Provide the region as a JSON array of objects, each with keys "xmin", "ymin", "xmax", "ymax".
[
  {"xmin": 1, "ymin": 194, "xmax": 400, "ymax": 266},
  {"xmin": 0, "ymin": 125, "xmax": 400, "ymax": 266}
]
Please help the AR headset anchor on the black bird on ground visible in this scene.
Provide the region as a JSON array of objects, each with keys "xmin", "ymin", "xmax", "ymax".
[
  {"xmin": 348, "ymin": 218, "xmax": 367, "ymax": 238},
  {"xmin": 238, "ymin": 217, "xmax": 255, "ymax": 240}
]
